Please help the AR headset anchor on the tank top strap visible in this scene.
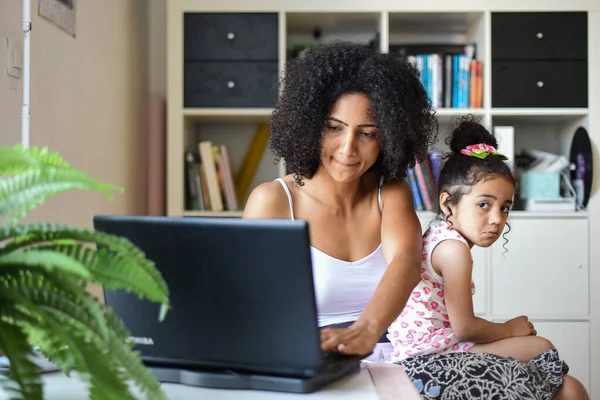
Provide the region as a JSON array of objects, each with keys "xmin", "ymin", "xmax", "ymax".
[
  {"xmin": 275, "ymin": 178, "xmax": 295, "ymax": 221},
  {"xmin": 377, "ymin": 176, "xmax": 383, "ymax": 215},
  {"xmin": 276, "ymin": 177, "xmax": 381, "ymax": 218}
]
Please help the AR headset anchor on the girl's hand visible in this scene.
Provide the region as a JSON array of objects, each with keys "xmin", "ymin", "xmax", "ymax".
[{"xmin": 504, "ymin": 315, "xmax": 537, "ymax": 337}]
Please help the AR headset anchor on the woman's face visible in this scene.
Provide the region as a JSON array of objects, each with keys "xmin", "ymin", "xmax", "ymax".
[{"xmin": 319, "ymin": 93, "xmax": 381, "ymax": 183}]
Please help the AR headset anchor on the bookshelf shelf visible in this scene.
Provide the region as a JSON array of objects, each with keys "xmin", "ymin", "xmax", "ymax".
[
  {"xmin": 183, "ymin": 210, "xmax": 244, "ymax": 218},
  {"xmin": 183, "ymin": 108, "xmax": 273, "ymax": 122},
  {"xmin": 168, "ymin": 6, "xmax": 591, "ymax": 220},
  {"xmin": 491, "ymin": 108, "xmax": 589, "ymax": 123},
  {"xmin": 416, "ymin": 210, "xmax": 588, "ymax": 220}
]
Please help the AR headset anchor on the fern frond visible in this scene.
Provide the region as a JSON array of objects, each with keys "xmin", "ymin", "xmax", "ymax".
[
  {"xmin": 0, "ymin": 250, "xmax": 90, "ymax": 279},
  {"xmin": 0, "ymin": 146, "xmax": 40, "ymax": 176},
  {"xmin": 0, "ymin": 224, "xmax": 170, "ymax": 307},
  {"xmin": 0, "ymin": 320, "xmax": 43, "ymax": 400},
  {"xmin": 41, "ymin": 244, "xmax": 168, "ymax": 308},
  {"xmin": 31, "ymin": 315, "xmax": 137, "ymax": 400},
  {"xmin": 0, "ymin": 144, "xmax": 171, "ymax": 399},
  {"xmin": 20, "ymin": 325, "xmax": 77, "ymax": 376},
  {"xmin": 16, "ymin": 145, "xmax": 71, "ymax": 169},
  {"xmin": 0, "ymin": 145, "xmax": 71, "ymax": 177},
  {"xmin": 0, "ymin": 167, "xmax": 122, "ymax": 224},
  {"xmin": 103, "ymin": 307, "xmax": 168, "ymax": 400},
  {"xmin": 0, "ymin": 267, "xmax": 110, "ymax": 343}
]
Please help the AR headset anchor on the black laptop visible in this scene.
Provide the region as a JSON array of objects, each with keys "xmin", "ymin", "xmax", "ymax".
[{"xmin": 93, "ymin": 215, "xmax": 366, "ymax": 393}]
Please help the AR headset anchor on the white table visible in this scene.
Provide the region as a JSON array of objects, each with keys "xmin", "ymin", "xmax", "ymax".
[{"xmin": 1, "ymin": 363, "xmax": 420, "ymax": 399}]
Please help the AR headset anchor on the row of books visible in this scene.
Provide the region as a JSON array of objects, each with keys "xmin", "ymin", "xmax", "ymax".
[
  {"xmin": 390, "ymin": 43, "xmax": 482, "ymax": 109},
  {"xmin": 406, "ymin": 149, "xmax": 443, "ymax": 211},
  {"xmin": 185, "ymin": 142, "xmax": 238, "ymax": 212},
  {"xmin": 408, "ymin": 53, "xmax": 483, "ymax": 110},
  {"xmin": 185, "ymin": 123, "xmax": 270, "ymax": 212}
]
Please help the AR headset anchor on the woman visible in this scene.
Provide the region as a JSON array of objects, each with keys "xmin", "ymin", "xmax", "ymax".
[{"xmin": 243, "ymin": 41, "xmax": 584, "ymax": 399}]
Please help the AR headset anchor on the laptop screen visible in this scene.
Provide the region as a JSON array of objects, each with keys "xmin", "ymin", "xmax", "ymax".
[{"xmin": 93, "ymin": 215, "xmax": 323, "ymax": 377}]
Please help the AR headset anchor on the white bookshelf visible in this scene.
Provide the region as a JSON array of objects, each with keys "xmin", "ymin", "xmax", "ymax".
[
  {"xmin": 168, "ymin": 7, "xmax": 591, "ymax": 218},
  {"xmin": 167, "ymin": 4, "xmax": 599, "ymax": 395}
]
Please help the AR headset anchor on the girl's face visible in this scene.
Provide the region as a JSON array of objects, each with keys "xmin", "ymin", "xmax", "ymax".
[
  {"xmin": 319, "ymin": 93, "xmax": 381, "ymax": 183},
  {"xmin": 443, "ymin": 176, "xmax": 515, "ymax": 248}
]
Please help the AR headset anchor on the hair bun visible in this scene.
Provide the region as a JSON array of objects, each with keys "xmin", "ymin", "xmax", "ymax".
[{"xmin": 448, "ymin": 115, "xmax": 497, "ymax": 154}]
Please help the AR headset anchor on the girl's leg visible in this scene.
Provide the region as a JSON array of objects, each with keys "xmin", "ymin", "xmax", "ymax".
[
  {"xmin": 553, "ymin": 375, "xmax": 589, "ymax": 400},
  {"xmin": 468, "ymin": 335, "xmax": 553, "ymax": 362}
]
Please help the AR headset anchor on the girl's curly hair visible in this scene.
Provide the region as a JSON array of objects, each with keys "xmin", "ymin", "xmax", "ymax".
[{"xmin": 268, "ymin": 41, "xmax": 438, "ymax": 185}]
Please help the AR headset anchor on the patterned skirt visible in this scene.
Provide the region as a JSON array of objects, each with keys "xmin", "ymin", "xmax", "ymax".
[{"xmin": 395, "ymin": 348, "xmax": 568, "ymax": 399}]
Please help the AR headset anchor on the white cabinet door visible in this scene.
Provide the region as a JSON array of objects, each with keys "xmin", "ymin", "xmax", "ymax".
[
  {"xmin": 490, "ymin": 218, "xmax": 588, "ymax": 318},
  {"xmin": 417, "ymin": 213, "xmax": 486, "ymax": 316},
  {"xmin": 533, "ymin": 321, "xmax": 590, "ymax": 394}
]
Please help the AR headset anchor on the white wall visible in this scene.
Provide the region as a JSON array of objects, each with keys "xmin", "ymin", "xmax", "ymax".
[
  {"xmin": 0, "ymin": 0, "xmax": 150, "ymax": 228},
  {"xmin": 0, "ymin": 0, "xmax": 152, "ymax": 299},
  {"xmin": 148, "ymin": 0, "xmax": 166, "ymax": 97},
  {"xmin": 0, "ymin": 1, "xmax": 24, "ymax": 147}
]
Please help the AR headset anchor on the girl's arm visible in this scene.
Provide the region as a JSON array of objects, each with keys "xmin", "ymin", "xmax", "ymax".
[
  {"xmin": 321, "ymin": 180, "xmax": 423, "ymax": 354},
  {"xmin": 433, "ymin": 240, "xmax": 523, "ymax": 343}
]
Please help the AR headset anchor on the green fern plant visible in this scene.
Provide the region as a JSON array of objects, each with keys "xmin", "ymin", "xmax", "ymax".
[{"xmin": 0, "ymin": 144, "xmax": 170, "ymax": 399}]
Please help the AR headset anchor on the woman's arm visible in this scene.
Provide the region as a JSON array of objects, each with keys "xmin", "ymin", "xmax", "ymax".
[
  {"xmin": 321, "ymin": 180, "xmax": 423, "ymax": 354},
  {"xmin": 434, "ymin": 239, "xmax": 528, "ymax": 343}
]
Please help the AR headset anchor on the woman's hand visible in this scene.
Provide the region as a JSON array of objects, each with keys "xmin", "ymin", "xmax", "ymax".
[{"xmin": 320, "ymin": 320, "xmax": 381, "ymax": 355}]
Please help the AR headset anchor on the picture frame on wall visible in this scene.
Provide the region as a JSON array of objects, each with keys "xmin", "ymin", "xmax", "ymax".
[{"xmin": 38, "ymin": 0, "xmax": 76, "ymax": 37}]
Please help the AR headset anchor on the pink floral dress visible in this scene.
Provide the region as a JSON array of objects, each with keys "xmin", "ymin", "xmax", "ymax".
[{"xmin": 387, "ymin": 220, "xmax": 475, "ymax": 362}]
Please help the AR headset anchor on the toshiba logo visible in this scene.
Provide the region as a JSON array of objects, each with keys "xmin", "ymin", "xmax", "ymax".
[{"xmin": 126, "ymin": 336, "xmax": 154, "ymax": 345}]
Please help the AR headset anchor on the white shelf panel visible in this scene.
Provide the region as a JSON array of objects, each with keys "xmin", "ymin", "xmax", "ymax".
[
  {"xmin": 417, "ymin": 210, "xmax": 588, "ymax": 219},
  {"xmin": 491, "ymin": 108, "xmax": 588, "ymax": 123},
  {"xmin": 183, "ymin": 211, "xmax": 244, "ymax": 218},
  {"xmin": 388, "ymin": 11, "xmax": 484, "ymax": 34},
  {"xmin": 286, "ymin": 12, "xmax": 381, "ymax": 32},
  {"xmin": 183, "ymin": 108, "xmax": 273, "ymax": 122}
]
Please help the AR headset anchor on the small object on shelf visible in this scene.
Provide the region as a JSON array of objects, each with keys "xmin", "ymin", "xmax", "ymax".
[
  {"xmin": 519, "ymin": 149, "xmax": 577, "ymax": 211},
  {"xmin": 569, "ymin": 126, "xmax": 593, "ymax": 209},
  {"xmin": 520, "ymin": 171, "xmax": 560, "ymax": 200}
]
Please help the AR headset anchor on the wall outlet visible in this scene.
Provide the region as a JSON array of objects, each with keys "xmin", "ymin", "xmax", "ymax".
[{"xmin": 6, "ymin": 35, "xmax": 22, "ymax": 79}]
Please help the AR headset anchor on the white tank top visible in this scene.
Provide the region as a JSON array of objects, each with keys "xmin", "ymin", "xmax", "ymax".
[{"xmin": 275, "ymin": 178, "xmax": 388, "ymax": 327}]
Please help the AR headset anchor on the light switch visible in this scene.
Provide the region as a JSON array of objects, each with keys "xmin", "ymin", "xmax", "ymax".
[
  {"xmin": 6, "ymin": 36, "xmax": 21, "ymax": 79},
  {"xmin": 12, "ymin": 46, "xmax": 22, "ymax": 70}
]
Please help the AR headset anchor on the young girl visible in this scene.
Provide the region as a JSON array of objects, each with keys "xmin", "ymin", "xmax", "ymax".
[{"xmin": 387, "ymin": 117, "xmax": 558, "ymax": 364}]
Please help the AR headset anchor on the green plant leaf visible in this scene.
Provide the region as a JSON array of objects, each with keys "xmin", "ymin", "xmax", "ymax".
[
  {"xmin": 0, "ymin": 144, "xmax": 171, "ymax": 399},
  {"xmin": 20, "ymin": 325, "xmax": 77, "ymax": 376},
  {"xmin": 103, "ymin": 308, "xmax": 168, "ymax": 400},
  {"xmin": 0, "ymin": 224, "xmax": 170, "ymax": 308},
  {"xmin": 0, "ymin": 167, "xmax": 122, "ymax": 224},
  {"xmin": 0, "ymin": 250, "xmax": 90, "ymax": 279},
  {"xmin": 0, "ymin": 147, "xmax": 40, "ymax": 176},
  {"xmin": 0, "ymin": 320, "xmax": 43, "ymax": 400},
  {"xmin": 32, "ymin": 315, "xmax": 137, "ymax": 400},
  {"xmin": 16, "ymin": 145, "xmax": 71, "ymax": 169},
  {"xmin": 0, "ymin": 267, "xmax": 110, "ymax": 343}
]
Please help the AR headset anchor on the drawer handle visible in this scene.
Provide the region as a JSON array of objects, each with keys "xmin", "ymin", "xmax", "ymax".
[
  {"xmin": 227, "ymin": 81, "xmax": 235, "ymax": 89},
  {"xmin": 227, "ymin": 32, "xmax": 235, "ymax": 40},
  {"xmin": 536, "ymin": 81, "xmax": 544, "ymax": 88},
  {"xmin": 536, "ymin": 32, "xmax": 543, "ymax": 39}
]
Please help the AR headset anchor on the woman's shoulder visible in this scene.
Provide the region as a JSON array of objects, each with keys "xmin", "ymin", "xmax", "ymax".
[{"xmin": 242, "ymin": 177, "xmax": 295, "ymax": 219}]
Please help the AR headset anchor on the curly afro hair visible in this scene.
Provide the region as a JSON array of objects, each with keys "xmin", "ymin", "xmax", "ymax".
[{"xmin": 268, "ymin": 41, "xmax": 438, "ymax": 185}]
